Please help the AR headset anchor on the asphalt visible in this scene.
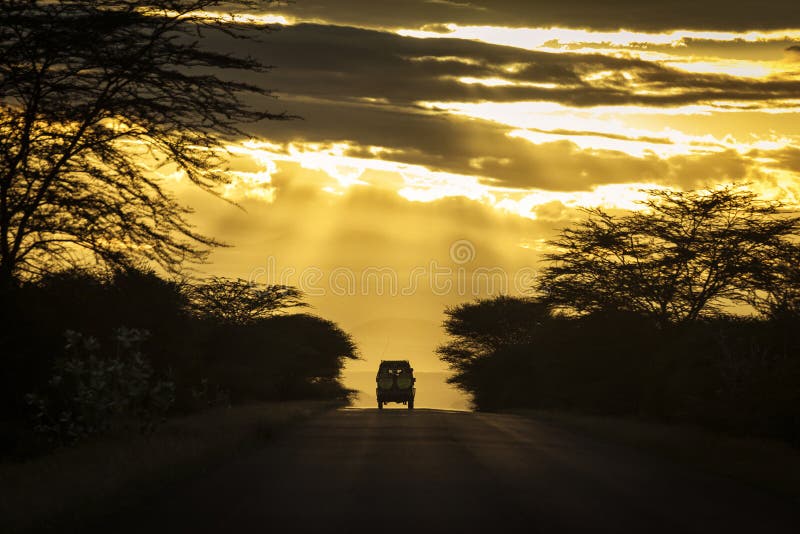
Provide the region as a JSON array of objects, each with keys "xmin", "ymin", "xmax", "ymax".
[{"xmin": 115, "ymin": 408, "xmax": 800, "ymax": 533}]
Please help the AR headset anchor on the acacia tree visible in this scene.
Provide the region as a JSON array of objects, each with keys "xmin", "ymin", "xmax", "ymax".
[
  {"xmin": 0, "ymin": 1, "xmax": 288, "ymax": 288},
  {"xmin": 539, "ymin": 188, "xmax": 800, "ymax": 323},
  {"xmin": 436, "ymin": 296, "xmax": 549, "ymax": 376},
  {"xmin": 745, "ymin": 240, "xmax": 800, "ymax": 319},
  {"xmin": 189, "ymin": 277, "xmax": 307, "ymax": 325}
]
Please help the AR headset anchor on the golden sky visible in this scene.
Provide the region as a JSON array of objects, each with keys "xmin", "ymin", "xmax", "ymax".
[{"xmin": 172, "ymin": 1, "xmax": 800, "ymax": 405}]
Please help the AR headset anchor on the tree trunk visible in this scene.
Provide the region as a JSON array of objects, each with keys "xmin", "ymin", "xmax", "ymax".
[{"xmin": 0, "ymin": 261, "xmax": 17, "ymax": 295}]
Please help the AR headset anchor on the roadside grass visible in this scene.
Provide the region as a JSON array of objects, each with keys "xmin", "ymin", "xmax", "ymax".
[
  {"xmin": 0, "ymin": 401, "xmax": 343, "ymax": 533},
  {"xmin": 511, "ymin": 410, "xmax": 800, "ymax": 503}
]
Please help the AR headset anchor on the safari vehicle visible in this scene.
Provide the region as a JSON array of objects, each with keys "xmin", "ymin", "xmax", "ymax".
[{"xmin": 376, "ymin": 360, "xmax": 416, "ymax": 410}]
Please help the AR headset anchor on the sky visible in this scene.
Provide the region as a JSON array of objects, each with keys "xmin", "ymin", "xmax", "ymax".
[{"xmin": 173, "ymin": 1, "xmax": 800, "ymax": 407}]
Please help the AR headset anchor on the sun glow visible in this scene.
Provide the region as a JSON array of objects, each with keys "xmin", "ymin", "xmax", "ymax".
[
  {"xmin": 455, "ymin": 76, "xmax": 561, "ymax": 89},
  {"xmin": 496, "ymin": 183, "xmax": 668, "ymax": 218},
  {"xmin": 667, "ymin": 59, "xmax": 774, "ymax": 78},
  {"xmin": 235, "ymin": 140, "xmax": 496, "ymax": 202},
  {"xmin": 397, "ymin": 25, "xmax": 800, "ymax": 51},
  {"xmin": 418, "ymin": 100, "xmax": 798, "ymax": 158},
  {"xmin": 224, "ymin": 139, "xmax": 702, "ymax": 221},
  {"xmin": 183, "ymin": 10, "xmax": 294, "ymax": 25},
  {"xmin": 397, "ymin": 24, "xmax": 800, "ymax": 77}
]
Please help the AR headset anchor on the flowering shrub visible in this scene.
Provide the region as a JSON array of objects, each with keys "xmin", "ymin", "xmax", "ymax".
[{"xmin": 26, "ymin": 328, "xmax": 175, "ymax": 445}]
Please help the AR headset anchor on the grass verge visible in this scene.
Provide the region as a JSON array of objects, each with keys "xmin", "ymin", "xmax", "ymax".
[
  {"xmin": 511, "ymin": 410, "xmax": 800, "ymax": 503},
  {"xmin": 0, "ymin": 400, "xmax": 342, "ymax": 533}
]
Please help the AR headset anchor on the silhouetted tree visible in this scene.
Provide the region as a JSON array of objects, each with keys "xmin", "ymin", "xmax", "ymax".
[
  {"xmin": 745, "ymin": 241, "xmax": 800, "ymax": 319},
  {"xmin": 260, "ymin": 313, "xmax": 360, "ymax": 393},
  {"xmin": 189, "ymin": 277, "xmax": 307, "ymax": 324},
  {"xmin": 197, "ymin": 313, "xmax": 359, "ymax": 402},
  {"xmin": 540, "ymin": 187, "xmax": 799, "ymax": 322},
  {"xmin": 436, "ymin": 296, "xmax": 550, "ymax": 392},
  {"xmin": 0, "ymin": 1, "xmax": 288, "ymax": 288}
]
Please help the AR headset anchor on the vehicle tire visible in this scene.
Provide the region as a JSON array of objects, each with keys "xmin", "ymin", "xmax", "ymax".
[{"xmin": 378, "ymin": 400, "xmax": 383, "ymax": 410}]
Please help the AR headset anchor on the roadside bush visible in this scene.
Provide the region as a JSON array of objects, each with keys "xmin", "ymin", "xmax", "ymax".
[
  {"xmin": 2, "ymin": 267, "xmax": 358, "ymax": 456},
  {"xmin": 26, "ymin": 328, "xmax": 175, "ymax": 445},
  {"xmin": 440, "ymin": 296, "xmax": 800, "ymax": 444}
]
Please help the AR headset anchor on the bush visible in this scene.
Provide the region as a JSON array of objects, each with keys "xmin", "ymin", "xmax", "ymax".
[
  {"xmin": 26, "ymin": 328, "xmax": 175, "ymax": 445},
  {"xmin": 1, "ymin": 267, "xmax": 358, "ymax": 456},
  {"xmin": 439, "ymin": 296, "xmax": 800, "ymax": 444}
]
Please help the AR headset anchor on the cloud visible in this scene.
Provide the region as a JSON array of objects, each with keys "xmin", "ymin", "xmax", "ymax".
[
  {"xmin": 198, "ymin": 23, "xmax": 800, "ymax": 193},
  {"xmin": 665, "ymin": 149, "xmax": 753, "ymax": 189},
  {"xmin": 786, "ymin": 45, "xmax": 800, "ymax": 61},
  {"xmin": 234, "ymin": 93, "xmax": 767, "ymax": 193},
  {"xmin": 223, "ymin": 24, "xmax": 800, "ymax": 111},
  {"xmin": 425, "ymin": 0, "xmax": 487, "ymax": 11},
  {"xmin": 268, "ymin": 0, "xmax": 800, "ymax": 32},
  {"xmin": 181, "ymin": 160, "xmax": 550, "ymax": 298},
  {"xmin": 756, "ymin": 146, "xmax": 800, "ymax": 172},
  {"xmin": 162, "ymin": 7, "xmax": 800, "ymax": 383},
  {"xmin": 241, "ymin": 101, "xmax": 621, "ymax": 190}
]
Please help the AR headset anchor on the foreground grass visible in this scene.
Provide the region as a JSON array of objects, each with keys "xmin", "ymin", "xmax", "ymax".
[
  {"xmin": 0, "ymin": 401, "xmax": 342, "ymax": 533},
  {"xmin": 512, "ymin": 410, "xmax": 800, "ymax": 503}
]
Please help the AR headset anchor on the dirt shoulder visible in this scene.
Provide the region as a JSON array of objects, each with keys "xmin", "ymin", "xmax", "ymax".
[{"xmin": 1, "ymin": 401, "xmax": 343, "ymax": 533}]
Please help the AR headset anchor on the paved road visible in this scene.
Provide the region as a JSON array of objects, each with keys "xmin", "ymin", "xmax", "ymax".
[{"xmin": 120, "ymin": 409, "xmax": 799, "ymax": 533}]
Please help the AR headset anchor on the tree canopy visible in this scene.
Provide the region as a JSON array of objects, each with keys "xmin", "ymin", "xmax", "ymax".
[
  {"xmin": 188, "ymin": 277, "xmax": 308, "ymax": 325},
  {"xmin": 437, "ymin": 296, "xmax": 549, "ymax": 373},
  {"xmin": 0, "ymin": 1, "xmax": 287, "ymax": 287},
  {"xmin": 539, "ymin": 187, "xmax": 800, "ymax": 323}
]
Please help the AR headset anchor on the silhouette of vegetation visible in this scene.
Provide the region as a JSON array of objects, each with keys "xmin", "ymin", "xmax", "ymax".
[
  {"xmin": 438, "ymin": 296, "xmax": 548, "ymax": 401},
  {"xmin": 745, "ymin": 239, "xmax": 800, "ymax": 319},
  {"xmin": 0, "ymin": 1, "xmax": 289, "ymax": 288},
  {"xmin": 0, "ymin": 1, "xmax": 359, "ymax": 460},
  {"xmin": 26, "ymin": 328, "xmax": 176, "ymax": 445},
  {"xmin": 189, "ymin": 278, "xmax": 307, "ymax": 325},
  {"xmin": 2, "ymin": 267, "xmax": 358, "ymax": 457},
  {"xmin": 539, "ymin": 187, "xmax": 800, "ymax": 322},
  {"xmin": 440, "ymin": 188, "xmax": 800, "ymax": 444}
]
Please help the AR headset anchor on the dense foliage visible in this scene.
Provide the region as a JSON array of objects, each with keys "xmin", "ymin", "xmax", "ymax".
[
  {"xmin": 539, "ymin": 188, "xmax": 800, "ymax": 322},
  {"xmin": 26, "ymin": 328, "xmax": 176, "ymax": 445},
  {"xmin": 1, "ymin": 267, "xmax": 358, "ymax": 456},
  {"xmin": 440, "ymin": 188, "xmax": 800, "ymax": 444},
  {"xmin": 440, "ymin": 299, "xmax": 800, "ymax": 443}
]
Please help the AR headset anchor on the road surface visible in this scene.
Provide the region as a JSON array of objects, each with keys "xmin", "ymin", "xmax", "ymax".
[{"xmin": 117, "ymin": 409, "xmax": 799, "ymax": 533}]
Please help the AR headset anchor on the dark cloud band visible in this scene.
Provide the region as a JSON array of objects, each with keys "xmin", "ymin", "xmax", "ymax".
[{"xmin": 269, "ymin": 0, "xmax": 800, "ymax": 32}]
